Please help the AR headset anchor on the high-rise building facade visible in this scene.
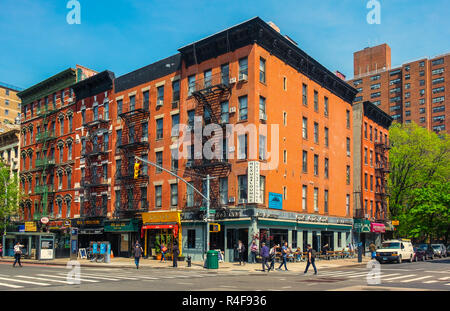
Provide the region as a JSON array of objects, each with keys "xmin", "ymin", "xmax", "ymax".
[
  {"xmin": 348, "ymin": 44, "xmax": 449, "ymax": 134},
  {"xmin": 0, "ymin": 82, "xmax": 22, "ymax": 125}
]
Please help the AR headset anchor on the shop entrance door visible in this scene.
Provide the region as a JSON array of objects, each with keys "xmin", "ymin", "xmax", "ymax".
[
  {"xmin": 238, "ymin": 228, "xmax": 248, "ymax": 262},
  {"xmin": 321, "ymin": 231, "xmax": 334, "ymax": 251}
]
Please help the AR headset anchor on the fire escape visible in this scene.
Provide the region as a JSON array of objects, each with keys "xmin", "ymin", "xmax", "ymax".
[
  {"xmin": 186, "ymin": 72, "xmax": 232, "ymax": 209},
  {"xmin": 34, "ymin": 104, "xmax": 57, "ymax": 220},
  {"xmin": 115, "ymin": 97, "xmax": 150, "ymax": 218},
  {"xmin": 81, "ymin": 111, "xmax": 110, "ymax": 218},
  {"xmin": 375, "ymin": 140, "xmax": 390, "ymax": 222}
]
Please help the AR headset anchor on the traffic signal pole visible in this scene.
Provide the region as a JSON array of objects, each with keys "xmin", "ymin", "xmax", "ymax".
[{"xmin": 134, "ymin": 156, "xmax": 212, "ymax": 256}]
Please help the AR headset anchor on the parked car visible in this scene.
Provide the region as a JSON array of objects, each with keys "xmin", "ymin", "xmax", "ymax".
[
  {"xmin": 431, "ymin": 244, "xmax": 447, "ymax": 258},
  {"xmin": 375, "ymin": 239, "xmax": 414, "ymax": 263},
  {"xmin": 412, "ymin": 247, "xmax": 426, "ymax": 262},
  {"xmin": 417, "ymin": 244, "xmax": 436, "ymax": 260}
]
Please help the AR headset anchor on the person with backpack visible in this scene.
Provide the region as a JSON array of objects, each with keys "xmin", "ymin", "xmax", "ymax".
[
  {"xmin": 276, "ymin": 241, "xmax": 289, "ymax": 271},
  {"xmin": 236, "ymin": 240, "xmax": 246, "ymax": 265},
  {"xmin": 260, "ymin": 242, "xmax": 270, "ymax": 272},
  {"xmin": 13, "ymin": 242, "xmax": 24, "ymax": 268},
  {"xmin": 250, "ymin": 240, "xmax": 258, "ymax": 264},
  {"xmin": 132, "ymin": 241, "xmax": 143, "ymax": 269},
  {"xmin": 304, "ymin": 244, "xmax": 317, "ymax": 275}
]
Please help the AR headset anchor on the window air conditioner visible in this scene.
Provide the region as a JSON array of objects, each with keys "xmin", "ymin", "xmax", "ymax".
[
  {"xmin": 239, "ymin": 74, "xmax": 248, "ymax": 82},
  {"xmin": 229, "ymin": 107, "xmax": 236, "ymax": 113},
  {"xmin": 259, "ymin": 112, "xmax": 267, "ymax": 121},
  {"xmin": 229, "ymin": 77, "xmax": 237, "ymax": 84}
]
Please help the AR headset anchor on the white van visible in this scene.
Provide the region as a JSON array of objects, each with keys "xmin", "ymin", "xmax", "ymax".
[{"xmin": 375, "ymin": 239, "xmax": 415, "ymax": 263}]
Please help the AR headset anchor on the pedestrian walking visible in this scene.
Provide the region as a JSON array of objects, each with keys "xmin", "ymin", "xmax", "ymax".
[
  {"xmin": 172, "ymin": 240, "xmax": 179, "ymax": 268},
  {"xmin": 304, "ymin": 244, "xmax": 317, "ymax": 275},
  {"xmin": 369, "ymin": 243, "xmax": 377, "ymax": 259},
  {"xmin": 276, "ymin": 242, "xmax": 289, "ymax": 271},
  {"xmin": 250, "ymin": 240, "xmax": 258, "ymax": 264},
  {"xmin": 160, "ymin": 243, "xmax": 167, "ymax": 262},
  {"xmin": 260, "ymin": 242, "xmax": 270, "ymax": 272},
  {"xmin": 236, "ymin": 240, "xmax": 246, "ymax": 265},
  {"xmin": 0, "ymin": 243, "xmax": 3, "ymax": 258},
  {"xmin": 13, "ymin": 242, "xmax": 24, "ymax": 268},
  {"xmin": 132, "ymin": 241, "xmax": 143, "ymax": 269},
  {"xmin": 268, "ymin": 244, "xmax": 278, "ymax": 271}
]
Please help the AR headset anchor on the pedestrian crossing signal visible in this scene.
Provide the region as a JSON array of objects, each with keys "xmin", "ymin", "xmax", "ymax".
[
  {"xmin": 209, "ymin": 223, "xmax": 221, "ymax": 232},
  {"xmin": 134, "ymin": 161, "xmax": 140, "ymax": 179}
]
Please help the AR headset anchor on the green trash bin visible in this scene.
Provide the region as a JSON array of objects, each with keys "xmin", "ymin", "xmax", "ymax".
[{"xmin": 206, "ymin": 250, "xmax": 219, "ymax": 269}]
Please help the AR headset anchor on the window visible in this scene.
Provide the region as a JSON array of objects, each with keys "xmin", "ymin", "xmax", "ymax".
[
  {"xmin": 204, "ymin": 69, "xmax": 212, "ymax": 88},
  {"xmin": 346, "ymin": 194, "xmax": 350, "ymax": 215},
  {"xmin": 420, "ymin": 70, "xmax": 425, "ymax": 77},
  {"xmin": 371, "ymin": 75, "xmax": 380, "ymax": 81},
  {"xmin": 370, "ymin": 150, "xmax": 373, "ymax": 166},
  {"xmin": 259, "ymin": 57, "xmax": 266, "ymax": 83},
  {"xmin": 420, "ymin": 108, "xmax": 426, "ymax": 114},
  {"xmin": 324, "ymin": 158, "xmax": 329, "ymax": 179},
  {"xmin": 346, "ymin": 165, "xmax": 350, "ymax": 184},
  {"xmin": 187, "ymin": 110, "xmax": 195, "ymax": 128},
  {"xmin": 420, "ymin": 117, "xmax": 426, "ymax": 123},
  {"xmin": 259, "ymin": 96, "xmax": 266, "ymax": 119},
  {"xmin": 365, "ymin": 173, "xmax": 368, "ymax": 190},
  {"xmin": 313, "ymin": 188, "xmax": 318, "ymax": 212},
  {"xmin": 324, "ymin": 190, "xmax": 329, "ymax": 213},
  {"xmin": 432, "ymin": 96, "xmax": 445, "ymax": 103},
  {"xmin": 346, "ymin": 138, "xmax": 351, "ymax": 156},
  {"xmin": 432, "ymin": 58, "xmax": 444, "ymax": 66},
  {"xmin": 314, "ymin": 122, "xmax": 319, "ymax": 143},
  {"xmin": 239, "ymin": 96, "xmax": 248, "ymax": 120},
  {"xmin": 299, "ymin": 186, "xmax": 307, "ymax": 212},
  {"xmin": 283, "ymin": 186, "xmax": 287, "ymax": 200},
  {"xmin": 156, "ymin": 118, "xmax": 163, "ymax": 139},
  {"xmin": 155, "ymin": 185, "xmax": 162, "ymax": 208},
  {"xmin": 117, "ymin": 99, "xmax": 123, "ymax": 115},
  {"xmin": 324, "ymin": 127, "xmax": 329, "ymax": 147},
  {"xmin": 259, "ymin": 135, "xmax": 266, "ymax": 160},
  {"xmin": 171, "ymin": 114, "xmax": 179, "ymax": 137},
  {"xmin": 238, "ymin": 134, "xmax": 247, "ymax": 160},
  {"xmin": 346, "ymin": 110, "xmax": 350, "ymax": 128},
  {"xmin": 283, "ymin": 77, "xmax": 287, "ymax": 91},
  {"xmin": 302, "ymin": 84, "xmax": 307, "ymax": 106},
  {"xmin": 390, "ymin": 69, "xmax": 401, "ymax": 76},
  {"xmin": 314, "ymin": 91, "xmax": 318, "ymax": 111},
  {"xmin": 405, "ymin": 74, "xmax": 410, "ymax": 80},
  {"xmin": 432, "ymin": 68, "xmax": 444, "ymax": 75},
  {"xmin": 239, "ymin": 57, "xmax": 248, "ymax": 80},
  {"xmin": 221, "ymin": 63, "xmax": 229, "ymax": 85},
  {"xmin": 283, "ymin": 112, "xmax": 287, "ymax": 126},
  {"xmin": 188, "ymin": 75, "xmax": 195, "ymax": 96},
  {"xmin": 187, "ymin": 230, "xmax": 196, "ymax": 248},
  {"xmin": 170, "ymin": 149, "xmax": 178, "ymax": 172},
  {"xmin": 219, "ymin": 177, "xmax": 228, "ymax": 205},
  {"xmin": 129, "ymin": 95, "xmax": 135, "ymax": 111},
  {"xmin": 371, "ymin": 83, "xmax": 381, "ymax": 90},
  {"xmin": 371, "ymin": 92, "xmax": 381, "ymax": 98},
  {"xmin": 59, "ymin": 145, "xmax": 64, "ymax": 163},
  {"xmin": 432, "ymin": 86, "xmax": 445, "ymax": 94},
  {"xmin": 313, "ymin": 154, "xmax": 319, "ymax": 176},
  {"xmin": 186, "ymin": 182, "xmax": 194, "ymax": 208},
  {"xmin": 156, "ymin": 86, "xmax": 164, "ymax": 106},
  {"xmin": 405, "ymin": 110, "xmax": 411, "ymax": 117},
  {"xmin": 302, "ymin": 117, "xmax": 308, "ymax": 139},
  {"xmin": 432, "ymin": 77, "xmax": 445, "ymax": 85},
  {"xmin": 170, "ymin": 184, "xmax": 178, "ymax": 206},
  {"xmin": 433, "ymin": 115, "xmax": 445, "ymax": 122},
  {"xmin": 391, "ymin": 87, "xmax": 401, "ymax": 94},
  {"xmin": 67, "ymin": 142, "xmax": 72, "ymax": 160},
  {"xmin": 405, "ymin": 83, "xmax": 410, "ymax": 90},
  {"xmin": 155, "ymin": 152, "xmax": 163, "ymax": 173},
  {"xmin": 433, "ymin": 125, "xmax": 445, "ymax": 132},
  {"xmin": 389, "ymin": 78, "xmax": 401, "ymax": 85},
  {"xmin": 302, "ymin": 151, "xmax": 308, "ymax": 173},
  {"xmin": 324, "ymin": 97, "xmax": 328, "ymax": 116},
  {"xmin": 219, "ymin": 101, "xmax": 229, "ymax": 124},
  {"xmin": 433, "ymin": 106, "xmax": 445, "ymax": 113},
  {"xmin": 353, "ymin": 79, "xmax": 362, "ymax": 86},
  {"xmin": 283, "ymin": 150, "xmax": 287, "ymax": 164},
  {"xmin": 58, "ymin": 172, "xmax": 63, "ymax": 190},
  {"xmin": 354, "ymin": 96, "xmax": 363, "ymax": 102},
  {"xmin": 370, "ymin": 175, "xmax": 373, "ymax": 191},
  {"xmin": 238, "ymin": 175, "xmax": 248, "ymax": 202}
]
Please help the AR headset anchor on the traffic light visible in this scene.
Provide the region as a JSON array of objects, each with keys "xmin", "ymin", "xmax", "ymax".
[
  {"xmin": 209, "ymin": 223, "xmax": 221, "ymax": 232},
  {"xmin": 134, "ymin": 161, "xmax": 140, "ymax": 179}
]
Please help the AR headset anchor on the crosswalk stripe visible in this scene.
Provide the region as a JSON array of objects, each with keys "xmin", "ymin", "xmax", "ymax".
[
  {"xmin": 0, "ymin": 276, "xmax": 50, "ymax": 286},
  {"xmin": 438, "ymin": 276, "xmax": 450, "ymax": 281},
  {"xmin": 423, "ymin": 280, "xmax": 438, "ymax": 284},
  {"xmin": 38, "ymin": 274, "xmax": 99, "ymax": 283},
  {"xmin": 132, "ymin": 276, "xmax": 159, "ymax": 280},
  {"xmin": 346, "ymin": 272, "xmax": 377, "ymax": 278},
  {"xmin": 383, "ymin": 274, "xmax": 416, "ymax": 281},
  {"xmin": 400, "ymin": 276, "xmax": 432, "ymax": 283},
  {"xmin": 379, "ymin": 273, "xmax": 401, "ymax": 278},
  {"xmin": 78, "ymin": 273, "xmax": 136, "ymax": 280},
  {"xmin": 17, "ymin": 275, "xmax": 73, "ymax": 284},
  {"xmin": 0, "ymin": 282, "xmax": 23, "ymax": 289},
  {"xmin": 62, "ymin": 274, "xmax": 121, "ymax": 281}
]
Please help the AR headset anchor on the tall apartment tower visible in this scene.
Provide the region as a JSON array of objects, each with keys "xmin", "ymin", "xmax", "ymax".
[
  {"xmin": 0, "ymin": 82, "xmax": 22, "ymax": 125},
  {"xmin": 349, "ymin": 44, "xmax": 449, "ymax": 134}
]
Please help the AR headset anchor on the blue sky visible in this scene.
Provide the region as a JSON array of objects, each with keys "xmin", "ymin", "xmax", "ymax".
[{"xmin": 1, "ymin": 0, "xmax": 449, "ymax": 89}]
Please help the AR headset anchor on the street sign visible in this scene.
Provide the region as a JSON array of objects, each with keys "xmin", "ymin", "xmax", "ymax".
[
  {"xmin": 209, "ymin": 210, "xmax": 216, "ymax": 214},
  {"xmin": 392, "ymin": 220, "xmax": 399, "ymax": 226}
]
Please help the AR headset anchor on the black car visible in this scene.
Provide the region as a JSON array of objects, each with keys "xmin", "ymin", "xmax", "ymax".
[
  {"xmin": 417, "ymin": 244, "xmax": 435, "ymax": 260},
  {"xmin": 412, "ymin": 247, "xmax": 426, "ymax": 262}
]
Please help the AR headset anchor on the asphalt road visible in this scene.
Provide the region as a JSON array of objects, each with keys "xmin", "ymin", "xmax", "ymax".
[{"xmin": 0, "ymin": 258, "xmax": 449, "ymax": 291}]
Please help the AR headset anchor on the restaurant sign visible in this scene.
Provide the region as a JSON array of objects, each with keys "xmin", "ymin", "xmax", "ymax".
[
  {"xmin": 142, "ymin": 211, "xmax": 181, "ymax": 224},
  {"xmin": 25, "ymin": 221, "xmax": 37, "ymax": 232},
  {"xmin": 104, "ymin": 220, "xmax": 139, "ymax": 232}
]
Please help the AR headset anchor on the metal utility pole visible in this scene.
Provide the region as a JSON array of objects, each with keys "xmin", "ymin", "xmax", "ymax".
[{"xmin": 134, "ymin": 156, "xmax": 211, "ymax": 255}]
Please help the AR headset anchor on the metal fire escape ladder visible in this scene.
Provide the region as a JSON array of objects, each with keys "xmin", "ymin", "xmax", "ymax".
[{"xmin": 375, "ymin": 141, "xmax": 391, "ymax": 221}]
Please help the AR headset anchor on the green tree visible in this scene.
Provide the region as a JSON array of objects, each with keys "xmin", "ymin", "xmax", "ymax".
[
  {"xmin": 388, "ymin": 122, "xmax": 450, "ymax": 241},
  {"xmin": 0, "ymin": 161, "xmax": 22, "ymax": 235}
]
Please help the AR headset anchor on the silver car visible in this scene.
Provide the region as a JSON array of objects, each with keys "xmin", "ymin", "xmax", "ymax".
[{"xmin": 431, "ymin": 244, "xmax": 447, "ymax": 258}]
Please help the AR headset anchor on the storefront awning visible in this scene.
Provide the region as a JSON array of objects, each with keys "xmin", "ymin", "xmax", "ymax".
[{"xmin": 141, "ymin": 224, "xmax": 179, "ymax": 238}]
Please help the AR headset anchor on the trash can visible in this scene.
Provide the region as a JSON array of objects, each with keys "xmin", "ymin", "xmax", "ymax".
[{"xmin": 206, "ymin": 250, "xmax": 219, "ymax": 269}]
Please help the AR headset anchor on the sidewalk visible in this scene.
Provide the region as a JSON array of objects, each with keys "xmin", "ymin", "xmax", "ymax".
[{"xmin": 0, "ymin": 256, "xmax": 371, "ymax": 272}]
